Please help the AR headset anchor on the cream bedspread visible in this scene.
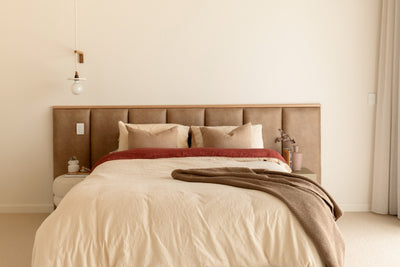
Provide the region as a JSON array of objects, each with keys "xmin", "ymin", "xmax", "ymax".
[{"xmin": 33, "ymin": 157, "xmax": 323, "ymax": 267}]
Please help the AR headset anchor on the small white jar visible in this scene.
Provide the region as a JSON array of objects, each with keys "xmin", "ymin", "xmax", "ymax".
[{"xmin": 68, "ymin": 159, "xmax": 80, "ymax": 173}]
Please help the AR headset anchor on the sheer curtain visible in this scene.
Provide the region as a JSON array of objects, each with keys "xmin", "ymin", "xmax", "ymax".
[{"xmin": 371, "ymin": 0, "xmax": 400, "ymax": 217}]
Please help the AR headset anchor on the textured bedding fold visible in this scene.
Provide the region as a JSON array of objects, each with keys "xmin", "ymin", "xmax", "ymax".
[{"xmin": 172, "ymin": 167, "xmax": 345, "ymax": 267}]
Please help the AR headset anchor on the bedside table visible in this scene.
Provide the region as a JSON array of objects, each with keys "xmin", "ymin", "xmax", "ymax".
[
  {"xmin": 53, "ymin": 174, "xmax": 88, "ymax": 207},
  {"xmin": 293, "ymin": 167, "xmax": 318, "ymax": 183}
]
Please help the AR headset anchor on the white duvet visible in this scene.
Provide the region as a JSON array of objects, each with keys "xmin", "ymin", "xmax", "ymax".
[{"xmin": 33, "ymin": 157, "xmax": 323, "ymax": 267}]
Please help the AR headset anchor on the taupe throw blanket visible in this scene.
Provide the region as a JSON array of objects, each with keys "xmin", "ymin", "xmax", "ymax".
[{"xmin": 171, "ymin": 167, "xmax": 345, "ymax": 267}]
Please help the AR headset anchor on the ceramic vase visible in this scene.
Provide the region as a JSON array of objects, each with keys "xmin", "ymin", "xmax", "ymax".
[{"xmin": 292, "ymin": 145, "xmax": 303, "ymax": 171}]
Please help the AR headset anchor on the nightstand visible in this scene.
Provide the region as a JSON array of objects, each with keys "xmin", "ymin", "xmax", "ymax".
[
  {"xmin": 53, "ymin": 174, "xmax": 88, "ymax": 207},
  {"xmin": 293, "ymin": 167, "xmax": 318, "ymax": 183}
]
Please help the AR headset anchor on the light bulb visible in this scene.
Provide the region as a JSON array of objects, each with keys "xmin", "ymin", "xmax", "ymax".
[
  {"xmin": 71, "ymin": 80, "xmax": 83, "ymax": 95},
  {"xmin": 68, "ymin": 71, "xmax": 86, "ymax": 94}
]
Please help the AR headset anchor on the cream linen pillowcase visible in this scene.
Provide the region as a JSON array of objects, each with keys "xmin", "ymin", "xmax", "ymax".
[
  {"xmin": 200, "ymin": 123, "xmax": 253, "ymax": 148},
  {"xmin": 191, "ymin": 124, "xmax": 264, "ymax": 148},
  {"xmin": 118, "ymin": 121, "xmax": 190, "ymax": 151},
  {"xmin": 127, "ymin": 126, "xmax": 179, "ymax": 149}
]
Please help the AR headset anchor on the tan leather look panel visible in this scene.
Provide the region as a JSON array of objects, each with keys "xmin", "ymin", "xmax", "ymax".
[
  {"xmin": 167, "ymin": 109, "xmax": 205, "ymax": 126},
  {"xmin": 205, "ymin": 108, "xmax": 243, "ymax": 126},
  {"xmin": 53, "ymin": 104, "xmax": 321, "ymax": 182},
  {"xmin": 283, "ymin": 107, "xmax": 321, "ymax": 182},
  {"xmin": 91, "ymin": 109, "xmax": 128, "ymax": 166},
  {"xmin": 129, "ymin": 109, "xmax": 167, "ymax": 124},
  {"xmin": 53, "ymin": 109, "xmax": 91, "ymax": 177},
  {"xmin": 244, "ymin": 108, "xmax": 282, "ymax": 153}
]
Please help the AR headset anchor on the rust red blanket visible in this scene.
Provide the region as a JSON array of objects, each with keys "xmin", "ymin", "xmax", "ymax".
[{"xmin": 92, "ymin": 148, "xmax": 286, "ymax": 171}]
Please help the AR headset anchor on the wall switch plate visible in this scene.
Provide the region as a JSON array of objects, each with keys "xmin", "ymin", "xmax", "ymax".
[
  {"xmin": 368, "ymin": 93, "xmax": 376, "ymax": 105},
  {"xmin": 76, "ymin": 123, "xmax": 85, "ymax": 135}
]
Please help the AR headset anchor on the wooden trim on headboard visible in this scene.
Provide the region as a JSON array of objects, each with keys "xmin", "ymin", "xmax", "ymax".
[{"xmin": 53, "ymin": 104, "xmax": 321, "ymax": 109}]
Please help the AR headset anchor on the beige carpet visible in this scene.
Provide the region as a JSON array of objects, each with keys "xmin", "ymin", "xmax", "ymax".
[
  {"xmin": 0, "ymin": 213, "xmax": 49, "ymax": 267},
  {"xmin": 337, "ymin": 212, "xmax": 400, "ymax": 267},
  {"xmin": 0, "ymin": 212, "xmax": 399, "ymax": 267}
]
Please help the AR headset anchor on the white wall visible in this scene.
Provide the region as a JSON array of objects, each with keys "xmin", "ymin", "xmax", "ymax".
[{"xmin": 0, "ymin": 0, "xmax": 381, "ymax": 212}]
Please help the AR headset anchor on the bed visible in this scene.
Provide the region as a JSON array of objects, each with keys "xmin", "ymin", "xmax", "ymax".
[{"xmin": 32, "ymin": 104, "xmax": 344, "ymax": 267}]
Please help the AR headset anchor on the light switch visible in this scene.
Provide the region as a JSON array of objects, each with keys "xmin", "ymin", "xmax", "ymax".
[
  {"xmin": 76, "ymin": 123, "xmax": 85, "ymax": 135},
  {"xmin": 368, "ymin": 93, "xmax": 376, "ymax": 105}
]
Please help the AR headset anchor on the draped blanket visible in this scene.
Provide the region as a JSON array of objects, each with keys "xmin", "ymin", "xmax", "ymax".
[{"xmin": 172, "ymin": 167, "xmax": 345, "ymax": 267}]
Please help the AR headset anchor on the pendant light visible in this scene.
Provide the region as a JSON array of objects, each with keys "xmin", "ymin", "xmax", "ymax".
[{"xmin": 68, "ymin": 0, "xmax": 86, "ymax": 95}]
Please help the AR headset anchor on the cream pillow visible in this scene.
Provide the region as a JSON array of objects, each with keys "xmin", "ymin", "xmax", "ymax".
[
  {"xmin": 118, "ymin": 121, "xmax": 189, "ymax": 151},
  {"xmin": 127, "ymin": 126, "xmax": 179, "ymax": 149},
  {"xmin": 200, "ymin": 124, "xmax": 253, "ymax": 148},
  {"xmin": 191, "ymin": 124, "xmax": 264, "ymax": 148}
]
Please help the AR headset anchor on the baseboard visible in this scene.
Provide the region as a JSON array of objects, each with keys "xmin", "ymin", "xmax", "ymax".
[
  {"xmin": 0, "ymin": 204, "xmax": 53, "ymax": 213},
  {"xmin": 339, "ymin": 203, "xmax": 370, "ymax": 212}
]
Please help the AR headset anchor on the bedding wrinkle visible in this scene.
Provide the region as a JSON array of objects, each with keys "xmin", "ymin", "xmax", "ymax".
[
  {"xmin": 187, "ymin": 193, "xmax": 227, "ymax": 266},
  {"xmin": 140, "ymin": 195, "xmax": 157, "ymax": 267},
  {"xmin": 241, "ymin": 198, "xmax": 270, "ymax": 262},
  {"xmin": 185, "ymin": 192, "xmax": 228, "ymax": 265}
]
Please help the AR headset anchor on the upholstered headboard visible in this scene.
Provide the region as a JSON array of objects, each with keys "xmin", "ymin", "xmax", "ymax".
[{"xmin": 53, "ymin": 104, "xmax": 321, "ymax": 182}]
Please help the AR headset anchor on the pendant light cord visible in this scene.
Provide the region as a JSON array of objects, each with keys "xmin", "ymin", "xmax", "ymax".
[{"xmin": 74, "ymin": 0, "xmax": 78, "ymax": 73}]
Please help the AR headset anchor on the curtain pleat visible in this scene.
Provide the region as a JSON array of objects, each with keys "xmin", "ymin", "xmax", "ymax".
[{"xmin": 371, "ymin": 0, "xmax": 400, "ymax": 218}]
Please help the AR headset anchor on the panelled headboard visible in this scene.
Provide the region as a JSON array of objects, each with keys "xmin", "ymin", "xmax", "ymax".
[{"xmin": 53, "ymin": 104, "xmax": 321, "ymax": 182}]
